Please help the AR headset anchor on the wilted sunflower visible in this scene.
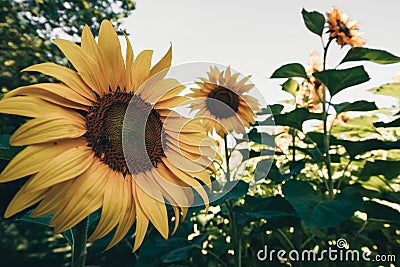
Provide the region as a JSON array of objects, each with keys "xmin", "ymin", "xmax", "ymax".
[
  {"xmin": 188, "ymin": 66, "xmax": 260, "ymax": 137},
  {"xmin": 0, "ymin": 20, "xmax": 217, "ymax": 251},
  {"xmin": 326, "ymin": 6, "xmax": 366, "ymax": 48},
  {"xmin": 296, "ymin": 51, "xmax": 323, "ymax": 112}
]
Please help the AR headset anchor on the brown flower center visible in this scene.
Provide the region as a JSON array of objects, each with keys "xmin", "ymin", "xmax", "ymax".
[
  {"xmin": 205, "ymin": 85, "xmax": 240, "ymax": 119},
  {"xmin": 85, "ymin": 90, "xmax": 166, "ymax": 175},
  {"xmin": 337, "ymin": 20, "xmax": 352, "ymax": 38}
]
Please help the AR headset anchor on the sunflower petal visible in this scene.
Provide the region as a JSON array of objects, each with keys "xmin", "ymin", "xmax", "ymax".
[
  {"xmin": 98, "ymin": 20, "xmax": 126, "ymax": 91},
  {"xmin": 133, "ymin": 195, "xmax": 149, "ymax": 252},
  {"xmin": 24, "ymin": 145, "xmax": 93, "ymax": 192},
  {"xmin": 132, "ymin": 50, "xmax": 153, "ymax": 91},
  {"xmin": 4, "ymin": 83, "xmax": 91, "ymax": 110},
  {"xmin": 81, "ymin": 25, "xmax": 108, "ymax": 95},
  {"xmin": 0, "ymin": 138, "xmax": 85, "ymax": 182},
  {"xmin": 50, "ymin": 159, "xmax": 108, "ymax": 232},
  {"xmin": 31, "ymin": 180, "xmax": 73, "ymax": 217},
  {"xmin": 149, "ymin": 45, "xmax": 172, "ymax": 77},
  {"xmin": 10, "ymin": 116, "xmax": 86, "ymax": 146},
  {"xmin": 135, "ymin": 171, "xmax": 169, "ymax": 240},
  {"xmin": 4, "ymin": 176, "xmax": 47, "ymax": 218},
  {"xmin": 105, "ymin": 176, "xmax": 136, "ymax": 250},
  {"xmin": 0, "ymin": 96, "xmax": 68, "ymax": 118},
  {"xmin": 154, "ymin": 96, "xmax": 189, "ymax": 109},
  {"xmin": 53, "ymin": 39, "xmax": 105, "ymax": 95},
  {"xmin": 89, "ymin": 171, "xmax": 125, "ymax": 240},
  {"xmin": 23, "ymin": 63, "xmax": 96, "ymax": 100},
  {"xmin": 124, "ymin": 34, "xmax": 135, "ymax": 91}
]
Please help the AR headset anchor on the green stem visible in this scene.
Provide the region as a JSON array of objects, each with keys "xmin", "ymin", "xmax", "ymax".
[
  {"xmin": 290, "ymin": 127, "xmax": 296, "ymax": 162},
  {"xmin": 71, "ymin": 217, "xmax": 88, "ymax": 267},
  {"xmin": 322, "ymin": 38, "xmax": 334, "ymax": 199},
  {"xmin": 224, "ymin": 134, "xmax": 231, "ymax": 182},
  {"xmin": 225, "ymin": 200, "xmax": 241, "ymax": 267}
]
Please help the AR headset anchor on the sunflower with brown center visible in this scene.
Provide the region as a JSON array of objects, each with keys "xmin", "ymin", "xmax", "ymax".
[
  {"xmin": 188, "ymin": 66, "xmax": 260, "ymax": 137},
  {"xmin": 326, "ymin": 6, "xmax": 366, "ymax": 48},
  {"xmin": 0, "ymin": 20, "xmax": 218, "ymax": 251}
]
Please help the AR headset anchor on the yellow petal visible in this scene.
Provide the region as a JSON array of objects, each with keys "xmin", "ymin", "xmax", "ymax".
[
  {"xmin": 151, "ymin": 168, "xmax": 191, "ymax": 208},
  {"xmin": 4, "ymin": 83, "xmax": 91, "ymax": 110},
  {"xmin": 50, "ymin": 159, "xmax": 108, "ymax": 232},
  {"xmin": 159, "ymin": 159, "xmax": 209, "ymax": 208},
  {"xmin": 53, "ymin": 39, "xmax": 105, "ymax": 95},
  {"xmin": 124, "ymin": 34, "xmax": 134, "ymax": 91},
  {"xmin": 4, "ymin": 175, "xmax": 47, "ymax": 218},
  {"xmin": 132, "ymin": 50, "xmax": 153, "ymax": 91},
  {"xmin": 149, "ymin": 45, "xmax": 172, "ymax": 77},
  {"xmin": 24, "ymin": 145, "xmax": 93, "ymax": 192},
  {"xmin": 81, "ymin": 25, "xmax": 108, "ymax": 95},
  {"xmin": 0, "ymin": 138, "xmax": 85, "ymax": 182},
  {"xmin": 135, "ymin": 171, "xmax": 169, "ymax": 240},
  {"xmin": 105, "ymin": 176, "xmax": 136, "ymax": 250},
  {"xmin": 154, "ymin": 96, "xmax": 189, "ymax": 109},
  {"xmin": 132, "ymin": 193, "xmax": 149, "ymax": 252},
  {"xmin": 31, "ymin": 180, "xmax": 73, "ymax": 217},
  {"xmin": 164, "ymin": 117, "xmax": 204, "ymax": 133},
  {"xmin": 89, "ymin": 171, "xmax": 125, "ymax": 240},
  {"xmin": 140, "ymin": 78, "xmax": 183, "ymax": 104},
  {"xmin": 98, "ymin": 20, "xmax": 126, "ymax": 91},
  {"xmin": 23, "ymin": 63, "xmax": 96, "ymax": 101},
  {"xmin": 10, "ymin": 116, "xmax": 86, "ymax": 146},
  {"xmin": 0, "ymin": 96, "xmax": 68, "ymax": 118}
]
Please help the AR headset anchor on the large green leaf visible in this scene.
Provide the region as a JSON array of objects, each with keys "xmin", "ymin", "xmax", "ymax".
[
  {"xmin": 254, "ymin": 158, "xmax": 274, "ymax": 181},
  {"xmin": 301, "ymin": 9, "xmax": 325, "ymax": 37},
  {"xmin": 369, "ymin": 83, "xmax": 400, "ymax": 98},
  {"xmin": 333, "ymin": 100, "xmax": 378, "ymax": 113},
  {"xmin": 270, "ymin": 63, "xmax": 309, "ymax": 80},
  {"xmin": 362, "ymin": 201, "xmax": 400, "ymax": 223},
  {"xmin": 273, "ymin": 108, "xmax": 323, "ymax": 130},
  {"xmin": 313, "ymin": 66, "xmax": 370, "ymax": 97},
  {"xmin": 335, "ymin": 139, "xmax": 400, "ymax": 159},
  {"xmin": 283, "ymin": 180, "xmax": 362, "ymax": 227},
  {"xmin": 246, "ymin": 128, "xmax": 275, "ymax": 145},
  {"xmin": 360, "ymin": 160, "xmax": 400, "ymax": 181},
  {"xmin": 341, "ymin": 47, "xmax": 400, "ymax": 64}
]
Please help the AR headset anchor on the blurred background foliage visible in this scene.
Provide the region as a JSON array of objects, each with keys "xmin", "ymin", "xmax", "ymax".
[{"xmin": 1, "ymin": 2, "xmax": 400, "ymax": 267}]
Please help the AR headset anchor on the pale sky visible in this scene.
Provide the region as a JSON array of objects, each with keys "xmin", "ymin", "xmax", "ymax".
[{"xmin": 120, "ymin": 0, "xmax": 400, "ymax": 108}]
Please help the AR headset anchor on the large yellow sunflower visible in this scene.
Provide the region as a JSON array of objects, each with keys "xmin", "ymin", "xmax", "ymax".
[
  {"xmin": 187, "ymin": 66, "xmax": 260, "ymax": 137},
  {"xmin": 0, "ymin": 20, "xmax": 217, "ymax": 251},
  {"xmin": 326, "ymin": 6, "xmax": 366, "ymax": 48}
]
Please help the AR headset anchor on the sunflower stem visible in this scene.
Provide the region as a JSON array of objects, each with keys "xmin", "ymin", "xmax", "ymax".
[
  {"xmin": 224, "ymin": 134, "xmax": 231, "ymax": 181},
  {"xmin": 225, "ymin": 200, "xmax": 241, "ymax": 267},
  {"xmin": 71, "ymin": 217, "xmax": 88, "ymax": 267},
  {"xmin": 322, "ymin": 38, "xmax": 334, "ymax": 199}
]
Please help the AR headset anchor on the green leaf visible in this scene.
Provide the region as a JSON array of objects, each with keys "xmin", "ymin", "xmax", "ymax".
[
  {"xmin": 246, "ymin": 128, "xmax": 275, "ymax": 145},
  {"xmin": 369, "ymin": 83, "xmax": 400, "ymax": 98},
  {"xmin": 333, "ymin": 100, "xmax": 378, "ymax": 113},
  {"xmin": 0, "ymin": 134, "xmax": 23, "ymax": 160},
  {"xmin": 283, "ymin": 180, "xmax": 362, "ymax": 227},
  {"xmin": 360, "ymin": 160, "xmax": 400, "ymax": 181},
  {"xmin": 160, "ymin": 243, "xmax": 196, "ymax": 263},
  {"xmin": 237, "ymin": 148, "xmax": 277, "ymax": 161},
  {"xmin": 273, "ymin": 108, "xmax": 323, "ymax": 130},
  {"xmin": 335, "ymin": 139, "xmax": 400, "ymax": 159},
  {"xmin": 281, "ymin": 78, "xmax": 300, "ymax": 97},
  {"xmin": 254, "ymin": 159, "xmax": 274, "ymax": 181},
  {"xmin": 341, "ymin": 47, "xmax": 400, "ymax": 64},
  {"xmin": 330, "ymin": 116, "xmax": 377, "ymax": 138},
  {"xmin": 313, "ymin": 66, "xmax": 370, "ymax": 97},
  {"xmin": 270, "ymin": 63, "xmax": 309, "ymax": 80},
  {"xmin": 301, "ymin": 9, "xmax": 325, "ymax": 37},
  {"xmin": 374, "ymin": 118, "xmax": 400, "ymax": 128},
  {"xmin": 362, "ymin": 201, "xmax": 400, "ymax": 223}
]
